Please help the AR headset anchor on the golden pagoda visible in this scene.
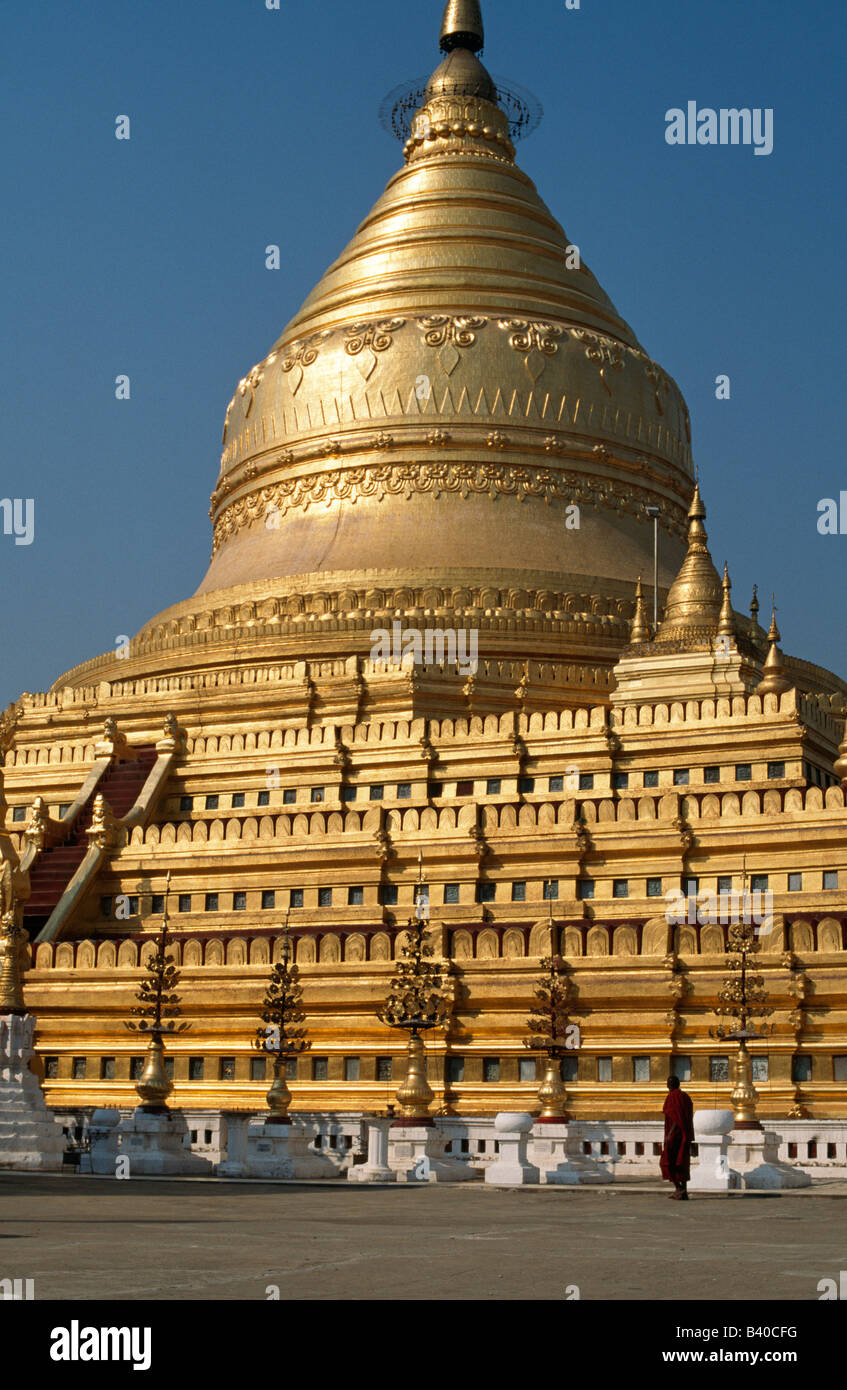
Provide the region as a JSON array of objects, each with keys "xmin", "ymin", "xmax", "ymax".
[{"xmin": 3, "ymin": 0, "xmax": 847, "ymax": 1122}]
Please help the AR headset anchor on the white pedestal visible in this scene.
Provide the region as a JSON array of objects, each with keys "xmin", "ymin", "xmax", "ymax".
[
  {"xmin": 215, "ymin": 1112, "xmax": 250, "ymax": 1177},
  {"xmin": 347, "ymin": 1118, "xmax": 395, "ymax": 1182},
  {"xmin": 116, "ymin": 1108, "xmax": 213, "ymax": 1176},
  {"xmin": 689, "ymin": 1109, "xmax": 733, "ymax": 1192},
  {"xmin": 86, "ymin": 1108, "xmax": 121, "ymax": 1174},
  {"xmin": 727, "ymin": 1128, "xmax": 811, "ymax": 1190},
  {"xmin": 244, "ymin": 1119, "xmax": 341, "ymax": 1178},
  {"xmin": 530, "ymin": 1123, "xmax": 607, "ymax": 1185},
  {"xmin": 0, "ymin": 1014, "xmax": 63, "ymax": 1171},
  {"xmin": 485, "ymin": 1113, "xmax": 538, "ymax": 1185},
  {"xmin": 387, "ymin": 1123, "xmax": 478, "ymax": 1182}
]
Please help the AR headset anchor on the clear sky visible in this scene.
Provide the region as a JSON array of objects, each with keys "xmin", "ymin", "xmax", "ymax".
[{"xmin": 2, "ymin": 0, "xmax": 846, "ymax": 707}]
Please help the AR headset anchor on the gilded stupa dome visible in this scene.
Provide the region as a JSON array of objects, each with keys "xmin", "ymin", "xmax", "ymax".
[
  {"xmin": 199, "ymin": 3, "xmax": 693, "ymax": 603},
  {"xmin": 57, "ymin": 0, "xmax": 769, "ymax": 709}
]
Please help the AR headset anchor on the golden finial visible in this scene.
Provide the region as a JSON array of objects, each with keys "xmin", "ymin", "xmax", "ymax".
[
  {"xmin": 629, "ymin": 575, "xmax": 651, "ymax": 643},
  {"xmin": 749, "ymin": 583, "xmax": 760, "ymax": 627},
  {"xmin": 717, "ymin": 562, "xmax": 735, "ymax": 639},
  {"xmin": 757, "ymin": 597, "xmax": 792, "ymax": 697},
  {"xmin": 440, "ymin": 0, "xmax": 484, "ymax": 52},
  {"xmin": 653, "ymin": 483, "xmax": 724, "ymax": 644}
]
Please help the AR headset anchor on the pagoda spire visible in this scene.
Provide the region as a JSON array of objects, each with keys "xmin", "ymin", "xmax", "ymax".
[
  {"xmin": 749, "ymin": 583, "xmax": 760, "ymax": 629},
  {"xmin": 629, "ymin": 575, "xmax": 651, "ymax": 644},
  {"xmin": 756, "ymin": 601, "xmax": 793, "ymax": 697},
  {"xmin": 653, "ymin": 483, "xmax": 724, "ymax": 645},
  {"xmin": 717, "ymin": 562, "xmax": 735, "ymax": 640},
  {"xmin": 440, "ymin": 0, "xmax": 484, "ymax": 52}
]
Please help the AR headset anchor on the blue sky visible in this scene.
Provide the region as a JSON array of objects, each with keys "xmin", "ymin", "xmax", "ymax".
[{"xmin": 2, "ymin": 0, "xmax": 846, "ymax": 706}]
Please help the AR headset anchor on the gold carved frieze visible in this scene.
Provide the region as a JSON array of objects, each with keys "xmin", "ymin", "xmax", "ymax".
[
  {"xmin": 571, "ymin": 328, "xmax": 626, "ymax": 395},
  {"xmin": 497, "ymin": 319, "xmax": 564, "ymax": 382},
  {"xmin": 222, "ymin": 360, "xmax": 266, "ymax": 443},
  {"xmin": 281, "ymin": 330, "xmax": 332, "ymax": 395},
  {"xmin": 211, "ymin": 458, "xmax": 687, "ymax": 554},
  {"xmin": 343, "ymin": 319, "xmax": 406, "ymax": 380},
  {"xmin": 628, "ymin": 348, "xmax": 673, "ymax": 416},
  {"xmin": 418, "ymin": 316, "xmax": 487, "ymax": 376}
]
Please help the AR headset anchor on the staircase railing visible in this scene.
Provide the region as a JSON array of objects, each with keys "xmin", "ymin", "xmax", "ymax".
[{"xmin": 33, "ymin": 720, "xmax": 185, "ymax": 944}]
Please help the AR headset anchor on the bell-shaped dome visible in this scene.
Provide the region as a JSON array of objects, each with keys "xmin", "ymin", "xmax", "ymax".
[
  {"xmin": 52, "ymin": 1, "xmax": 710, "ymax": 705},
  {"xmin": 196, "ymin": 3, "xmax": 692, "ymax": 605},
  {"xmin": 653, "ymin": 484, "xmax": 724, "ymax": 645}
]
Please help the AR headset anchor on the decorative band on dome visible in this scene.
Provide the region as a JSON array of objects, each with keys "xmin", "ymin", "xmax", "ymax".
[{"xmin": 379, "ymin": 73, "xmax": 541, "ymax": 145}]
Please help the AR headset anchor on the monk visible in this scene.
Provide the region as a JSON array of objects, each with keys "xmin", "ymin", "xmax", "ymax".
[{"xmin": 660, "ymin": 1075, "xmax": 695, "ymax": 1199}]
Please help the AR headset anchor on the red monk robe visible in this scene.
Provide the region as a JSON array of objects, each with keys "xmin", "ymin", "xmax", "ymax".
[{"xmin": 660, "ymin": 1084, "xmax": 695, "ymax": 1188}]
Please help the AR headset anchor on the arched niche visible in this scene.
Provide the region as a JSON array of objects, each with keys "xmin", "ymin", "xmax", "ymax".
[
  {"xmin": 451, "ymin": 929, "xmax": 473, "ymax": 960},
  {"xmin": 295, "ymin": 937, "xmax": 316, "ymax": 965},
  {"xmin": 117, "ymin": 941, "xmax": 137, "ymax": 968},
  {"xmin": 76, "ymin": 941, "xmax": 96, "ymax": 970},
  {"xmin": 673, "ymin": 925, "xmax": 697, "ymax": 955},
  {"xmin": 226, "ymin": 939, "xmax": 247, "ymax": 967},
  {"xmin": 613, "ymin": 925, "xmax": 637, "ymax": 956},
  {"xmin": 642, "ymin": 918, "xmax": 670, "ymax": 955},
  {"xmin": 183, "ymin": 939, "xmax": 203, "ymax": 967},
  {"xmin": 562, "ymin": 926, "xmax": 582, "ymax": 957},
  {"xmin": 700, "ymin": 924, "xmax": 724, "ymax": 954},
  {"xmin": 502, "ymin": 928, "xmax": 524, "ymax": 958},
  {"xmin": 318, "ymin": 934, "xmax": 341, "ymax": 963},
  {"xmin": 818, "ymin": 917, "xmax": 842, "ymax": 952},
  {"xmin": 477, "ymin": 929, "xmax": 499, "ymax": 960},
  {"xmin": 586, "ymin": 925, "xmax": 609, "ymax": 956},
  {"xmin": 528, "ymin": 922, "xmax": 552, "ymax": 957},
  {"xmin": 370, "ymin": 932, "xmax": 391, "ymax": 961},
  {"xmin": 345, "ymin": 933, "xmax": 366, "ymax": 963},
  {"xmin": 790, "ymin": 920, "xmax": 814, "ymax": 953}
]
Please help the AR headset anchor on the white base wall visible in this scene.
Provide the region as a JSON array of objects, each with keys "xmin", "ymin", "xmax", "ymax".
[
  {"xmin": 49, "ymin": 1108, "xmax": 847, "ymax": 1184},
  {"xmin": 0, "ymin": 1015, "xmax": 64, "ymax": 1172}
]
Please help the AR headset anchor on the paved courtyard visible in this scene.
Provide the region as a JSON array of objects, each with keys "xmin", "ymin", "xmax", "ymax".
[{"xmin": 2, "ymin": 1174, "xmax": 846, "ymax": 1301}]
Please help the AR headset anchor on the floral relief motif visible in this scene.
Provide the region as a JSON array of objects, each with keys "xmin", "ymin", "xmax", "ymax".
[
  {"xmin": 281, "ymin": 331, "xmax": 331, "ymax": 394},
  {"xmin": 629, "ymin": 348, "xmax": 672, "ymax": 416},
  {"xmin": 222, "ymin": 357, "xmax": 268, "ymax": 442},
  {"xmin": 497, "ymin": 319, "xmax": 564, "ymax": 382},
  {"xmin": 571, "ymin": 328, "xmax": 625, "ymax": 395},
  {"xmin": 344, "ymin": 318, "xmax": 406, "ymax": 380},
  {"xmin": 418, "ymin": 316, "xmax": 487, "ymax": 376},
  {"xmin": 210, "ymin": 461, "xmax": 687, "ymax": 554}
]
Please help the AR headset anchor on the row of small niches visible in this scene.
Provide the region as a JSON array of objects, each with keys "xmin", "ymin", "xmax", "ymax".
[
  {"xmin": 166, "ymin": 762, "xmax": 805, "ymax": 813},
  {"xmin": 98, "ymin": 870, "xmax": 839, "ymax": 918},
  {"xmin": 7, "ymin": 761, "xmax": 824, "ymax": 825},
  {"xmin": 42, "ymin": 1054, "xmax": 847, "ymax": 1086}
]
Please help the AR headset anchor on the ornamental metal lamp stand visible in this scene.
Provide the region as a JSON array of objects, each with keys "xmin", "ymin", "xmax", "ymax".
[
  {"xmin": 525, "ymin": 954, "xmax": 573, "ymax": 1122},
  {"xmin": 726, "ymin": 1031, "xmax": 762, "ymax": 1129},
  {"xmin": 254, "ymin": 912, "xmax": 311, "ymax": 1124},
  {"xmin": 711, "ymin": 916, "xmax": 771, "ymax": 1131},
  {"xmin": 378, "ymin": 882, "xmax": 451, "ymax": 1127},
  {"xmin": 124, "ymin": 875, "xmax": 187, "ymax": 1112}
]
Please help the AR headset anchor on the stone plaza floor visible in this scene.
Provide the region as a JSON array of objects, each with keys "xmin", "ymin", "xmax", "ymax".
[{"xmin": 1, "ymin": 1172, "xmax": 846, "ymax": 1301}]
